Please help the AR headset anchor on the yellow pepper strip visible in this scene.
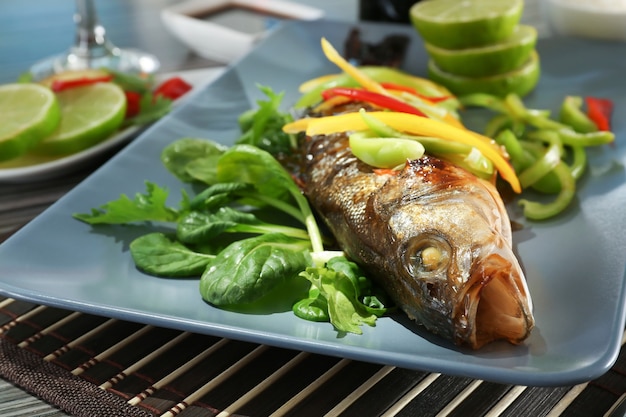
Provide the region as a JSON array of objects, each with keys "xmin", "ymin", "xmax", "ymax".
[
  {"xmin": 283, "ymin": 111, "xmax": 521, "ymax": 193},
  {"xmin": 298, "ymin": 73, "xmax": 340, "ymax": 93},
  {"xmin": 390, "ymin": 90, "xmax": 466, "ymax": 129},
  {"xmin": 312, "ymin": 95, "xmax": 353, "ymax": 113},
  {"xmin": 442, "ymin": 113, "xmax": 465, "ymax": 129},
  {"xmin": 321, "ymin": 38, "xmax": 388, "ymax": 96},
  {"xmin": 319, "ymin": 39, "xmax": 464, "ymax": 129}
]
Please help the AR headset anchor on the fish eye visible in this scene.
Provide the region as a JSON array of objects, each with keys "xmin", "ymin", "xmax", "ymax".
[
  {"xmin": 405, "ymin": 234, "xmax": 451, "ymax": 279},
  {"xmin": 420, "ymin": 246, "xmax": 444, "ymax": 271}
]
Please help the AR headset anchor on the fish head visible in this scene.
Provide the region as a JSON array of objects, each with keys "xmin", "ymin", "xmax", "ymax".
[{"xmin": 380, "ymin": 159, "xmax": 534, "ymax": 349}]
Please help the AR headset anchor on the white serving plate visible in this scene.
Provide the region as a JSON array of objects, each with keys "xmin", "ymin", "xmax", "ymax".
[{"xmin": 0, "ymin": 67, "xmax": 224, "ymax": 183}]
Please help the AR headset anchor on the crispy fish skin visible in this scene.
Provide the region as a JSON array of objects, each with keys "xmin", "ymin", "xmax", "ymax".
[{"xmin": 300, "ymin": 131, "xmax": 535, "ymax": 349}]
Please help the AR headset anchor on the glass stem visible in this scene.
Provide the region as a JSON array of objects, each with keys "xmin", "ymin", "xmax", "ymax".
[{"xmin": 72, "ymin": 0, "xmax": 117, "ymax": 60}]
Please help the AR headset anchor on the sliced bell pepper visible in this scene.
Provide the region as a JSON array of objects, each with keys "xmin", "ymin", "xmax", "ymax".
[
  {"xmin": 559, "ymin": 96, "xmax": 598, "ymax": 133},
  {"xmin": 321, "ymin": 87, "xmax": 427, "ymax": 117},
  {"xmin": 312, "ymin": 95, "xmax": 352, "ymax": 113},
  {"xmin": 518, "ymin": 162, "xmax": 575, "ymax": 220},
  {"xmin": 585, "ymin": 96, "xmax": 613, "ymax": 131},
  {"xmin": 283, "ymin": 111, "xmax": 520, "ymax": 192},
  {"xmin": 320, "ymin": 38, "xmax": 388, "ymax": 96},
  {"xmin": 124, "ymin": 91, "xmax": 142, "ymax": 118},
  {"xmin": 518, "ymin": 143, "xmax": 562, "ymax": 188},
  {"xmin": 381, "ymin": 82, "xmax": 450, "ymax": 103},
  {"xmin": 50, "ymin": 75, "xmax": 113, "ymax": 92},
  {"xmin": 349, "ymin": 131, "xmax": 425, "ymax": 169},
  {"xmin": 299, "ymin": 73, "xmax": 340, "ymax": 93},
  {"xmin": 154, "ymin": 76, "xmax": 192, "ymax": 100},
  {"xmin": 297, "ymin": 67, "xmax": 455, "ymax": 106}
]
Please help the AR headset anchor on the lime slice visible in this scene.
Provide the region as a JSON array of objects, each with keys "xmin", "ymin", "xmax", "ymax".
[
  {"xmin": 35, "ymin": 82, "xmax": 127, "ymax": 155},
  {"xmin": 410, "ymin": 0, "xmax": 524, "ymax": 49},
  {"xmin": 427, "ymin": 50, "xmax": 541, "ymax": 97},
  {"xmin": 425, "ymin": 25, "xmax": 537, "ymax": 77},
  {"xmin": 0, "ymin": 83, "xmax": 61, "ymax": 162}
]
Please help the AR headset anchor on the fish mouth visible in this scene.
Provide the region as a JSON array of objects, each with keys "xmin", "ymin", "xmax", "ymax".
[{"xmin": 455, "ymin": 253, "xmax": 535, "ymax": 349}]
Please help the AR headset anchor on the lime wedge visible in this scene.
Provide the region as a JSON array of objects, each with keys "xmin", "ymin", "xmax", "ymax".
[
  {"xmin": 410, "ymin": 0, "xmax": 524, "ymax": 49},
  {"xmin": 427, "ymin": 50, "xmax": 541, "ymax": 97},
  {"xmin": 35, "ymin": 82, "xmax": 127, "ymax": 155},
  {"xmin": 425, "ymin": 25, "xmax": 537, "ymax": 77},
  {"xmin": 0, "ymin": 83, "xmax": 61, "ymax": 162}
]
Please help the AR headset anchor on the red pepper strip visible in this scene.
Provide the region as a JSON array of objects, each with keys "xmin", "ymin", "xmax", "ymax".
[
  {"xmin": 585, "ymin": 96, "xmax": 613, "ymax": 131},
  {"xmin": 321, "ymin": 87, "xmax": 427, "ymax": 117},
  {"xmin": 51, "ymin": 75, "xmax": 113, "ymax": 92},
  {"xmin": 379, "ymin": 82, "xmax": 418, "ymax": 94},
  {"xmin": 154, "ymin": 76, "xmax": 192, "ymax": 100},
  {"xmin": 380, "ymin": 82, "xmax": 450, "ymax": 103},
  {"xmin": 124, "ymin": 91, "xmax": 142, "ymax": 118}
]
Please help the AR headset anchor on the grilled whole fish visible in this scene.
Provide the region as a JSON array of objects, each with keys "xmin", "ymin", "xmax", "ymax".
[{"xmin": 298, "ymin": 124, "xmax": 535, "ymax": 349}]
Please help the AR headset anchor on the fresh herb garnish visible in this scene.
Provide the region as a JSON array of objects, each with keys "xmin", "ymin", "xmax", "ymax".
[
  {"xmin": 74, "ymin": 87, "xmax": 392, "ymax": 334},
  {"xmin": 104, "ymin": 69, "xmax": 175, "ymax": 127},
  {"xmin": 236, "ymin": 85, "xmax": 297, "ymax": 154}
]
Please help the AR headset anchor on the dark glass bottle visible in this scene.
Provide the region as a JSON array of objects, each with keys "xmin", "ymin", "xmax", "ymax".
[{"xmin": 359, "ymin": 0, "xmax": 419, "ymax": 24}]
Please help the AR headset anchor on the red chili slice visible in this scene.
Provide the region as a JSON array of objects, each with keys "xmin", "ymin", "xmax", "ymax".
[
  {"xmin": 51, "ymin": 75, "xmax": 113, "ymax": 92},
  {"xmin": 321, "ymin": 87, "xmax": 426, "ymax": 117},
  {"xmin": 124, "ymin": 91, "xmax": 142, "ymax": 118},
  {"xmin": 154, "ymin": 76, "xmax": 192, "ymax": 100},
  {"xmin": 585, "ymin": 96, "xmax": 613, "ymax": 131}
]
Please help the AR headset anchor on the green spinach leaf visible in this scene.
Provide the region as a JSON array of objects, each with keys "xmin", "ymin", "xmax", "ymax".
[
  {"xmin": 161, "ymin": 138, "xmax": 227, "ymax": 183},
  {"xmin": 177, "ymin": 208, "xmax": 309, "ymax": 244},
  {"xmin": 200, "ymin": 233, "xmax": 311, "ymax": 306},
  {"xmin": 130, "ymin": 232, "xmax": 214, "ymax": 277}
]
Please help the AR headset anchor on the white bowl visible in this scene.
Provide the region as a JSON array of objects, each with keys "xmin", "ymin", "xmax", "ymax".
[
  {"xmin": 161, "ymin": 0, "xmax": 324, "ymax": 63},
  {"xmin": 546, "ymin": 0, "xmax": 626, "ymax": 41}
]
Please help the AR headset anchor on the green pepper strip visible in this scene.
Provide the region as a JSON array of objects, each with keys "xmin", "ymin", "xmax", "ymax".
[
  {"xmin": 485, "ymin": 114, "xmax": 527, "ymax": 139},
  {"xmin": 518, "ymin": 162, "xmax": 576, "ymax": 220},
  {"xmin": 525, "ymin": 129, "xmax": 564, "ymax": 156},
  {"xmin": 443, "ymin": 149, "xmax": 494, "ymax": 179},
  {"xmin": 359, "ymin": 110, "xmax": 472, "ymax": 154},
  {"xmin": 568, "ymin": 145, "xmax": 587, "ymax": 180},
  {"xmin": 359, "ymin": 109, "xmax": 399, "ymax": 137},
  {"xmin": 357, "ymin": 110, "xmax": 490, "ymax": 176},
  {"xmin": 495, "ymin": 129, "xmax": 534, "ymax": 172},
  {"xmin": 349, "ymin": 131, "xmax": 426, "ymax": 169},
  {"xmin": 518, "ymin": 143, "xmax": 562, "ymax": 188},
  {"xmin": 504, "ymin": 94, "xmax": 566, "ymax": 130},
  {"xmin": 557, "ymin": 128, "xmax": 614, "ymax": 147},
  {"xmin": 560, "ymin": 96, "xmax": 598, "ymax": 133},
  {"xmin": 459, "ymin": 93, "xmax": 509, "ymax": 113},
  {"xmin": 519, "ymin": 142, "xmax": 561, "ymax": 194}
]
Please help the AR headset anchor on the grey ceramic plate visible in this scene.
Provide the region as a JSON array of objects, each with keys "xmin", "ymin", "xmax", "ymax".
[{"xmin": 0, "ymin": 20, "xmax": 625, "ymax": 387}]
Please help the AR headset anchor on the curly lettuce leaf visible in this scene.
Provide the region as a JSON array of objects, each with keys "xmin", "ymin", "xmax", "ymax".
[{"xmin": 73, "ymin": 181, "xmax": 183, "ymax": 224}]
